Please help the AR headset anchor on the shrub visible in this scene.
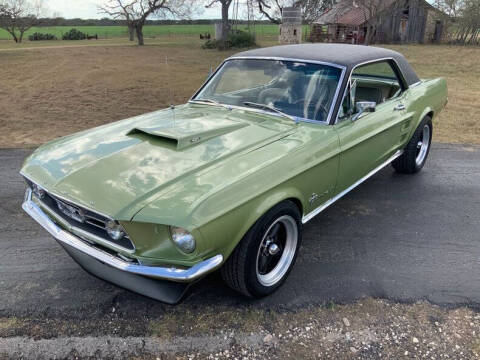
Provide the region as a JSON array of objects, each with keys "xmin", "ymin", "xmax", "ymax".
[
  {"xmin": 228, "ymin": 29, "xmax": 256, "ymax": 48},
  {"xmin": 202, "ymin": 39, "xmax": 218, "ymax": 49},
  {"xmin": 62, "ymin": 28, "xmax": 87, "ymax": 40},
  {"xmin": 202, "ymin": 29, "xmax": 256, "ymax": 50},
  {"xmin": 28, "ymin": 32, "xmax": 57, "ymax": 41}
]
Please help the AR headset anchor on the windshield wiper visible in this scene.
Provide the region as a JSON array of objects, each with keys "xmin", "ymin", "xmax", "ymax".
[
  {"xmin": 243, "ymin": 102, "xmax": 298, "ymax": 124},
  {"xmin": 190, "ymin": 98, "xmax": 231, "ymax": 110},
  {"xmin": 193, "ymin": 98, "xmax": 219, "ymax": 105}
]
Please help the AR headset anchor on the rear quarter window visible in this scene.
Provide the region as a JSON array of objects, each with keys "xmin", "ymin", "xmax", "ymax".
[{"xmin": 353, "ymin": 61, "xmax": 398, "ymax": 80}]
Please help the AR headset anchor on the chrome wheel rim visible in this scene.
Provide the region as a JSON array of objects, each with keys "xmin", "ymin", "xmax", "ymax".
[
  {"xmin": 416, "ymin": 125, "xmax": 430, "ymax": 166},
  {"xmin": 255, "ymin": 215, "xmax": 298, "ymax": 287}
]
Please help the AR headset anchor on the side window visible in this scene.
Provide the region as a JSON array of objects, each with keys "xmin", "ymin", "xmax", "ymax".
[
  {"xmin": 337, "ymin": 60, "xmax": 404, "ymax": 122},
  {"xmin": 352, "ymin": 61, "xmax": 403, "ymax": 105}
]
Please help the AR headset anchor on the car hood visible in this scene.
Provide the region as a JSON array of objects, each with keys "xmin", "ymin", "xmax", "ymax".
[{"xmin": 21, "ymin": 103, "xmax": 297, "ymax": 219}]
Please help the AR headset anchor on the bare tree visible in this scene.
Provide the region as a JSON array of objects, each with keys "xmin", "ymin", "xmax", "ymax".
[
  {"xmin": 0, "ymin": 0, "xmax": 42, "ymax": 43},
  {"xmin": 255, "ymin": 0, "xmax": 283, "ymax": 24},
  {"xmin": 254, "ymin": 0, "xmax": 334, "ymax": 24},
  {"xmin": 99, "ymin": 0, "xmax": 195, "ymax": 45},
  {"xmin": 432, "ymin": 0, "xmax": 463, "ymax": 18},
  {"xmin": 99, "ymin": 0, "xmax": 135, "ymax": 41},
  {"xmin": 300, "ymin": 0, "xmax": 335, "ymax": 23},
  {"xmin": 205, "ymin": 0, "xmax": 233, "ymax": 49},
  {"xmin": 455, "ymin": 0, "xmax": 480, "ymax": 44}
]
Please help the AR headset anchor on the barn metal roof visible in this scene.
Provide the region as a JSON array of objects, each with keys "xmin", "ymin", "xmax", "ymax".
[{"xmin": 315, "ymin": 0, "xmax": 397, "ymax": 26}]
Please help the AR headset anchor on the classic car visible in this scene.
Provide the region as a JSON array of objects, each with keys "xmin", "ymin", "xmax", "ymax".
[{"xmin": 21, "ymin": 44, "xmax": 448, "ymax": 304}]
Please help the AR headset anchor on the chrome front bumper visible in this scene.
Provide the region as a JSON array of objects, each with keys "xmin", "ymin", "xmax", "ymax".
[{"xmin": 22, "ymin": 188, "xmax": 223, "ymax": 283}]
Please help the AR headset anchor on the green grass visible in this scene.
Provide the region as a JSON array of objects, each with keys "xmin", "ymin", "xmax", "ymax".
[{"xmin": 0, "ymin": 24, "xmax": 301, "ymax": 40}]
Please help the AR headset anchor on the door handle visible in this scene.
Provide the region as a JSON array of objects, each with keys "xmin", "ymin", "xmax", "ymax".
[{"xmin": 394, "ymin": 104, "xmax": 406, "ymax": 111}]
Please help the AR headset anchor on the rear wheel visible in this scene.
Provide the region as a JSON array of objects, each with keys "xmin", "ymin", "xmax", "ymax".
[
  {"xmin": 392, "ymin": 116, "xmax": 433, "ymax": 174},
  {"xmin": 221, "ymin": 201, "xmax": 302, "ymax": 298}
]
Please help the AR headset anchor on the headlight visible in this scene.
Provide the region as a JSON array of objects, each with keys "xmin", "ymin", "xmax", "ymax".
[
  {"xmin": 106, "ymin": 220, "xmax": 126, "ymax": 241},
  {"xmin": 170, "ymin": 226, "xmax": 196, "ymax": 253}
]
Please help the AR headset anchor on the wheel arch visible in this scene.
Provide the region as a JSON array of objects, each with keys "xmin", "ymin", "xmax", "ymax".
[
  {"xmin": 419, "ymin": 107, "xmax": 434, "ymax": 124},
  {"xmin": 197, "ymin": 186, "xmax": 306, "ymax": 264},
  {"xmin": 407, "ymin": 107, "xmax": 434, "ymax": 142}
]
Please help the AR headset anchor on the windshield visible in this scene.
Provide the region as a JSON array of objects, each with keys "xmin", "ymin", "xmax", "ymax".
[{"xmin": 193, "ymin": 59, "xmax": 342, "ymax": 122}]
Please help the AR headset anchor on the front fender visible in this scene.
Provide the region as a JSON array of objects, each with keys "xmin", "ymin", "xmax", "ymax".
[{"xmin": 196, "ymin": 183, "xmax": 306, "ymax": 262}]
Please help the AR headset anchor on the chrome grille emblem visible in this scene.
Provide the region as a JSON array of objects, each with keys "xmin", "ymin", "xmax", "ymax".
[{"xmin": 56, "ymin": 200, "xmax": 86, "ymax": 223}]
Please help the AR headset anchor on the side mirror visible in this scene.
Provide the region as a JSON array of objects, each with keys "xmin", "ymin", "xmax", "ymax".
[{"xmin": 352, "ymin": 101, "xmax": 376, "ymax": 122}]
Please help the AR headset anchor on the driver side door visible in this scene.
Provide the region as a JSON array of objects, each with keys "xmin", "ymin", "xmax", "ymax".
[{"xmin": 333, "ymin": 60, "xmax": 411, "ymax": 192}]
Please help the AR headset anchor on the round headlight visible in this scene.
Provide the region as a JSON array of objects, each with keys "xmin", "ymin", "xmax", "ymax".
[
  {"xmin": 32, "ymin": 183, "xmax": 45, "ymax": 199},
  {"xmin": 170, "ymin": 226, "xmax": 196, "ymax": 253},
  {"xmin": 106, "ymin": 220, "xmax": 125, "ymax": 241}
]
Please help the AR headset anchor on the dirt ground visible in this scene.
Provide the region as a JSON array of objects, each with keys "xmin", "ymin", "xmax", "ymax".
[
  {"xmin": 0, "ymin": 38, "xmax": 479, "ymax": 148},
  {"xmin": 1, "ymin": 299, "xmax": 480, "ymax": 359}
]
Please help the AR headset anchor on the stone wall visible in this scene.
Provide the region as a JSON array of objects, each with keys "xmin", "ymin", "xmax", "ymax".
[
  {"xmin": 279, "ymin": 7, "xmax": 302, "ymax": 44},
  {"xmin": 279, "ymin": 24, "xmax": 302, "ymax": 44}
]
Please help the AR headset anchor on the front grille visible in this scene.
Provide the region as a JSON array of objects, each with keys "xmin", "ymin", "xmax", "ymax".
[{"xmin": 25, "ymin": 178, "xmax": 135, "ymax": 251}]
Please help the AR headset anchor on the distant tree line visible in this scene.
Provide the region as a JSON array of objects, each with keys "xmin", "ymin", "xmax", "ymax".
[{"xmin": 33, "ymin": 17, "xmax": 275, "ymax": 27}]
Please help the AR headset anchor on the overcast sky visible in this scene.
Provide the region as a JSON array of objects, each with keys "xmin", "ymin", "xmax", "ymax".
[
  {"xmin": 44, "ymin": 0, "xmax": 435, "ymax": 20},
  {"xmin": 45, "ymin": 0, "xmax": 238, "ymax": 19}
]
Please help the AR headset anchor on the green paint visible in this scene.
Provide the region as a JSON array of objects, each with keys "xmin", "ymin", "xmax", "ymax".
[{"xmin": 21, "ymin": 73, "xmax": 447, "ymax": 272}]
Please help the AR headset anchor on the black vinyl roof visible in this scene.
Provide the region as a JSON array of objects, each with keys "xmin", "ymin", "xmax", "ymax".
[{"xmin": 233, "ymin": 43, "xmax": 420, "ymax": 86}]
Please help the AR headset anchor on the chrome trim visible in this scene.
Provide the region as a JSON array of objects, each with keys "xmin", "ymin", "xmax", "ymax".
[
  {"xmin": 302, "ymin": 150, "xmax": 403, "ymax": 224},
  {"xmin": 415, "ymin": 124, "xmax": 430, "ymax": 166},
  {"xmin": 72, "ymin": 226, "xmax": 136, "ymax": 255},
  {"xmin": 409, "ymin": 80, "xmax": 423, "ymax": 88},
  {"xmin": 227, "ymin": 56, "xmax": 346, "ymax": 70},
  {"xmin": 333, "ymin": 57, "xmax": 408, "ymax": 125},
  {"xmin": 255, "ymin": 214, "xmax": 298, "ymax": 287},
  {"xmin": 20, "ymin": 171, "xmax": 114, "ymax": 221},
  {"xmin": 190, "ymin": 56, "xmax": 347, "ymax": 125},
  {"xmin": 22, "ymin": 188, "xmax": 223, "ymax": 283},
  {"xmin": 35, "ymin": 194, "xmax": 136, "ymax": 254}
]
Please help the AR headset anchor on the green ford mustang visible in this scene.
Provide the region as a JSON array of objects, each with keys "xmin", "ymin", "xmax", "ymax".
[{"xmin": 21, "ymin": 44, "xmax": 448, "ymax": 304}]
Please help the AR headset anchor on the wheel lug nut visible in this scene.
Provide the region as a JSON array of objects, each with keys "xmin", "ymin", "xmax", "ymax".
[{"xmin": 268, "ymin": 243, "xmax": 280, "ymax": 255}]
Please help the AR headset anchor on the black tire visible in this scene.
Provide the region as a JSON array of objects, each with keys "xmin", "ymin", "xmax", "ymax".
[
  {"xmin": 221, "ymin": 200, "xmax": 302, "ymax": 298},
  {"xmin": 392, "ymin": 116, "xmax": 433, "ymax": 174}
]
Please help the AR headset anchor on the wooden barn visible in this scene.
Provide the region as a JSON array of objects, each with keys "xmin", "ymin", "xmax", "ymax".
[{"xmin": 309, "ymin": 0, "xmax": 449, "ymax": 44}]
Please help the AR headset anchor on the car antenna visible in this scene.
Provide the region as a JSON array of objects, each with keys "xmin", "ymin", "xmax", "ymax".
[{"xmin": 166, "ymin": 56, "xmax": 175, "ymax": 126}]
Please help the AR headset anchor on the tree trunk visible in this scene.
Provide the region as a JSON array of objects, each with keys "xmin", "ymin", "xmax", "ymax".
[
  {"xmin": 128, "ymin": 23, "xmax": 135, "ymax": 41},
  {"xmin": 19, "ymin": 30, "xmax": 25, "ymax": 43},
  {"xmin": 220, "ymin": 2, "xmax": 229, "ymax": 50},
  {"xmin": 7, "ymin": 29, "xmax": 19, "ymax": 43},
  {"xmin": 364, "ymin": 25, "xmax": 371, "ymax": 45},
  {"xmin": 135, "ymin": 23, "xmax": 144, "ymax": 46}
]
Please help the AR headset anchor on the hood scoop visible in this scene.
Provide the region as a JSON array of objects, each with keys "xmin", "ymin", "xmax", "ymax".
[{"xmin": 127, "ymin": 117, "xmax": 248, "ymax": 150}]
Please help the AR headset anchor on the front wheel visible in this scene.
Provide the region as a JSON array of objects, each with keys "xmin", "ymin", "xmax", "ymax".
[
  {"xmin": 392, "ymin": 116, "xmax": 433, "ymax": 174},
  {"xmin": 221, "ymin": 201, "xmax": 302, "ymax": 298}
]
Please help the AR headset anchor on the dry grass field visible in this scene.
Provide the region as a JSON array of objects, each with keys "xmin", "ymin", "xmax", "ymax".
[{"xmin": 0, "ymin": 38, "xmax": 478, "ymax": 147}]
